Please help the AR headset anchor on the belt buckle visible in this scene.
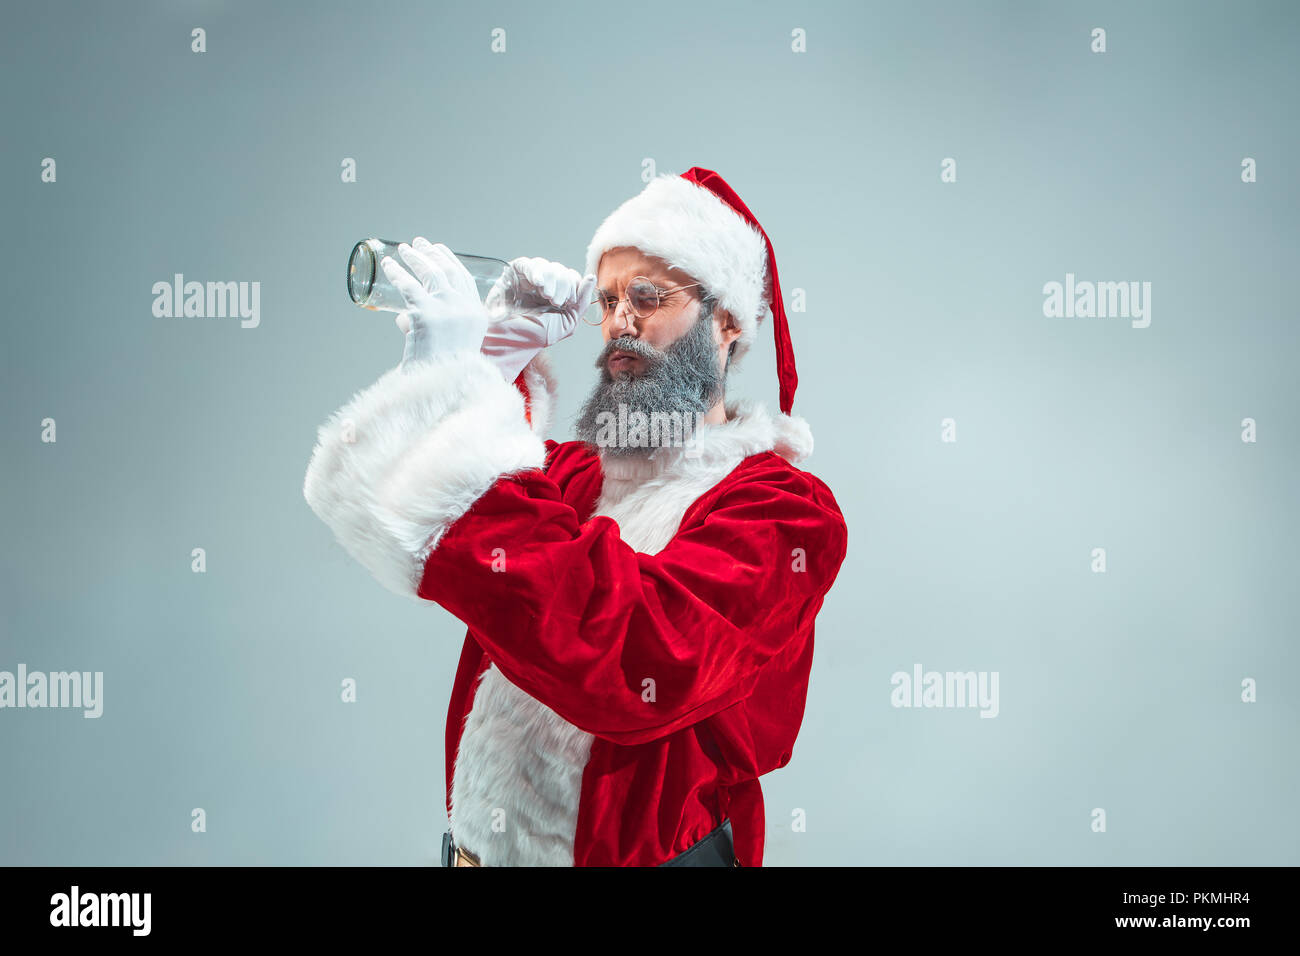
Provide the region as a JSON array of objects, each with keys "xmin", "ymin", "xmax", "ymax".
[{"xmin": 442, "ymin": 830, "xmax": 483, "ymax": 867}]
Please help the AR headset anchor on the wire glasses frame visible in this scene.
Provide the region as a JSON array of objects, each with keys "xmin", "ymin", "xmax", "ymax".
[{"xmin": 582, "ymin": 276, "xmax": 705, "ymax": 327}]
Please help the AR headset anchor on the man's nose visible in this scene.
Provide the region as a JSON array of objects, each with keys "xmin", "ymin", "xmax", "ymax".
[{"xmin": 608, "ymin": 300, "xmax": 640, "ymax": 335}]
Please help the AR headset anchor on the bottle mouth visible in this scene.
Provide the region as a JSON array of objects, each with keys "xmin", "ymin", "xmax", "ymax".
[{"xmin": 347, "ymin": 241, "xmax": 379, "ymax": 304}]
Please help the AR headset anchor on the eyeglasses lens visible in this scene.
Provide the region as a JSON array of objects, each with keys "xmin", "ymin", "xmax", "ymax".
[
  {"xmin": 628, "ymin": 281, "xmax": 660, "ymax": 316},
  {"xmin": 584, "ymin": 278, "xmax": 667, "ymax": 326}
]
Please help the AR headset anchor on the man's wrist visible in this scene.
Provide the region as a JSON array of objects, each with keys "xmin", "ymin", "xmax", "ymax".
[
  {"xmin": 401, "ymin": 345, "xmax": 487, "ymax": 374},
  {"xmin": 482, "ymin": 340, "xmax": 542, "ymax": 383}
]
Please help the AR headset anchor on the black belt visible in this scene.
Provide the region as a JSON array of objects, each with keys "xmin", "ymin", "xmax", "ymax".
[
  {"xmin": 658, "ymin": 818, "xmax": 737, "ymax": 867},
  {"xmin": 441, "ymin": 818, "xmax": 738, "ymax": 867}
]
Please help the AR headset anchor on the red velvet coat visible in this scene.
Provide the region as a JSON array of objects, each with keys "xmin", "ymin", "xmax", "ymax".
[{"xmin": 303, "ymin": 348, "xmax": 848, "ymax": 866}]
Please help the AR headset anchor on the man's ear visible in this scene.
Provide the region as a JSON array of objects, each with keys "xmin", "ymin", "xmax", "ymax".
[{"xmin": 714, "ymin": 305, "xmax": 742, "ymax": 348}]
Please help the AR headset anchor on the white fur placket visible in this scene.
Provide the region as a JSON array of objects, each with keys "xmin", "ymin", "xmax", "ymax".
[{"xmin": 449, "ymin": 382, "xmax": 814, "ymax": 865}]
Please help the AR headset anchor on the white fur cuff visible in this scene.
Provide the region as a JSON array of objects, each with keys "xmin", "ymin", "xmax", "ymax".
[
  {"xmin": 518, "ymin": 348, "xmax": 560, "ymax": 438},
  {"xmin": 303, "ymin": 349, "xmax": 547, "ymax": 598}
]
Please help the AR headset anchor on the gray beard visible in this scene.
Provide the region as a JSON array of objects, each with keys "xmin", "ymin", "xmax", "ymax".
[{"xmin": 573, "ymin": 313, "xmax": 726, "ymax": 460}]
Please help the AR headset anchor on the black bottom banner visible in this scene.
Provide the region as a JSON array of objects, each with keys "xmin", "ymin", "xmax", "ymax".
[{"xmin": 3, "ymin": 865, "xmax": 1283, "ymax": 941}]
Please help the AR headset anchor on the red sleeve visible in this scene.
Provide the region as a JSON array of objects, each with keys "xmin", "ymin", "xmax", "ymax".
[{"xmin": 416, "ymin": 456, "xmax": 849, "ymax": 746}]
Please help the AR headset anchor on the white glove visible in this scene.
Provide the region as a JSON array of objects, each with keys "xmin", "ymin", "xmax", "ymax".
[
  {"xmin": 382, "ymin": 238, "xmax": 489, "ymax": 370},
  {"xmin": 479, "ymin": 257, "xmax": 598, "ymax": 383}
]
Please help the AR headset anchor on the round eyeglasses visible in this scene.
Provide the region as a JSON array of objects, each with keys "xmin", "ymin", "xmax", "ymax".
[{"xmin": 582, "ymin": 276, "xmax": 704, "ymax": 327}]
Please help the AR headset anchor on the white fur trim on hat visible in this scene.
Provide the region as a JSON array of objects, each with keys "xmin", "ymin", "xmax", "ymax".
[{"xmin": 584, "ymin": 173, "xmax": 771, "ymax": 363}]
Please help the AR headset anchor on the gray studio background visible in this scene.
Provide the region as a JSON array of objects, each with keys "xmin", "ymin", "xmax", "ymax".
[{"xmin": 2, "ymin": 0, "xmax": 1296, "ymax": 866}]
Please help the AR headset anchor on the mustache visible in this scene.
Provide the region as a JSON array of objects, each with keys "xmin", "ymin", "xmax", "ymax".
[{"xmin": 594, "ymin": 335, "xmax": 664, "ymax": 369}]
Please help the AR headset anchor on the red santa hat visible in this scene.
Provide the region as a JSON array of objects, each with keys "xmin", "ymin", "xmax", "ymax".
[{"xmin": 584, "ymin": 167, "xmax": 799, "ymax": 414}]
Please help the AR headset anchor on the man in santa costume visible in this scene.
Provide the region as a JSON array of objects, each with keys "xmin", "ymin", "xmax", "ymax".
[{"xmin": 303, "ymin": 167, "xmax": 848, "ymax": 866}]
